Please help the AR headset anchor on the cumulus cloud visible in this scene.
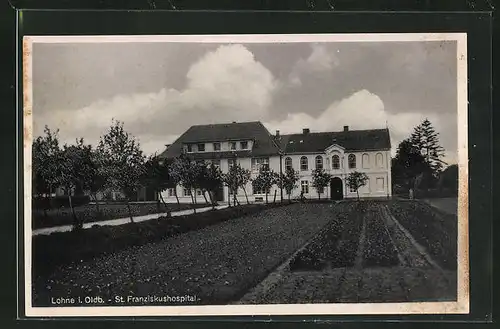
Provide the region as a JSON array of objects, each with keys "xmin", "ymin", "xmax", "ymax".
[
  {"xmin": 287, "ymin": 43, "xmax": 339, "ymax": 87},
  {"xmin": 34, "ymin": 44, "xmax": 278, "ymax": 154},
  {"xmin": 265, "ymin": 89, "xmax": 456, "ymax": 164}
]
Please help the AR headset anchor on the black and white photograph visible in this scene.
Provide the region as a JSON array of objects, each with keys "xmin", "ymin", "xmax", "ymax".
[{"xmin": 23, "ymin": 33, "xmax": 468, "ymax": 316}]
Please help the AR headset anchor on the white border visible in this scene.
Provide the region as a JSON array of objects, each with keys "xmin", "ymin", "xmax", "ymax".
[{"xmin": 22, "ymin": 33, "xmax": 469, "ymax": 317}]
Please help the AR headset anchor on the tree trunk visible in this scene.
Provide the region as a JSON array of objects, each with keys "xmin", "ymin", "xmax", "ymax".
[
  {"xmin": 48, "ymin": 184, "xmax": 53, "ymax": 209},
  {"xmin": 243, "ymin": 187, "xmax": 250, "ymax": 205},
  {"xmin": 273, "ymin": 190, "xmax": 277, "ymax": 204},
  {"xmin": 265, "ymin": 192, "xmax": 268, "ymax": 204},
  {"xmin": 318, "ymin": 192, "xmax": 321, "ymax": 200},
  {"xmin": 93, "ymin": 193, "xmax": 101, "ymax": 220},
  {"xmin": 158, "ymin": 192, "xmax": 171, "ymax": 218},
  {"xmin": 233, "ymin": 190, "xmax": 238, "ymax": 207},
  {"xmin": 68, "ymin": 193, "xmax": 81, "ymax": 231},
  {"xmin": 356, "ymin": 190, "xmax": 360, "ymax": 201},
  {"xmin": 126, "ymin": 199, "xmax": 134, "ymax": 223},
  {"xmin": 202, "ymin": 190, "xmax": 209, "ymax": 205},
  {"xmin": 190, "ymin": 191, "xmax": 197, "ymax": 214},
  {"xmin": 174, "ymin": 188, "xmax": 181, "ymax": 210},
  {"xmin": 288, "ymin": 193, "xmax": 291, "ymax": 203},
  {"xmin": 208, "ymin": 190, "xmax": 215, "ymax": 210}
]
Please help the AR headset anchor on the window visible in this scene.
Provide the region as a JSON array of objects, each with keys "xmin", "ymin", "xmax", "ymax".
[
  {"xmin": 376, "ymin": 153, "xmax": 384, "ymax": 167},
  {"xmin": 301, "ymin": 180, "xmax": 309, "ymax": 194},
  {"xmin": 230, "ymin": 142, "xmax": 237, "ymax": 150},
  {"xmin": 376, "ymin": 178, "xmax": 385, "ymax": 191},
  {"xmin": 348, "ymin": 154, "xmax": 356, "ymax": 169},
  {"xmin": 285, "ymin": 157, "xmax": 293, "ymax": 171},
  {"xmin": 197, "ymin": 143, "xmax": 205, "ymax": 152},
  {"xmin": 252, "ymin": 157, "xmax": 269, "ymax": 171},
  {"xmin": 187, "ymin": 144, "xmax": 193, "ymax": 153},
  {"xmin": 315, "ymin": 156, "xmax": 323, "ymax": 170},
  {"xmin": 213, "ymin": 142, "xmax": 221, "ymax": 151},
  {"xmin": 183, "ymin": 188, "xmax": 191, "ymax": 197},
  {"xmin": 240, "ymin": 141, "xmax": 248, "ymax": 149},
  {"xmin": 300, "ymin": 156, "xmax": 308, "ymax": 171},
  {"xmin": 362, "ymin": 153, "xmax": 370, "ymax": 169},
  {"xmin": 196, "ymin": 189, "xmax": 203, "ymax": 196},
  {"xmin": 332, "ymin": 155, "xmax": 340, "ymax": 169},
  {"xmin": 168, "ymin": 188, "xmax": 175, "ymax": 197}
]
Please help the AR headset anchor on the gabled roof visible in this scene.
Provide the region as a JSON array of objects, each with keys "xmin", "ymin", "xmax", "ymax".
[
  {"xmin": 277, "ymin": 128, "xmax": 391, "ymax": 154},
  {"xmin": 159, "ymin": 121, "xmax": 281, "ymax": 159}
]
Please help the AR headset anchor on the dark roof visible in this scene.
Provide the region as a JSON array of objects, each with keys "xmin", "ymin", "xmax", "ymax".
[
  {"xmin": 159, "ymin": 121, "xmax": 281, "ymax": 159},
  {"xmin": 277, "ymin": 128, "xmax": 391, "ymax": 154}
]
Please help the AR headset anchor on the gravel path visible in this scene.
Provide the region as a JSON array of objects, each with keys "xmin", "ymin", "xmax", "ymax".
[{"xmin": 33, "ymin": 203, "xmax": 336, "ymax": 307}]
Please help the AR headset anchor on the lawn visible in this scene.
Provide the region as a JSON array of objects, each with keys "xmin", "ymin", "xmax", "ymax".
[
  {"xmin": 32, "ymin": 202, "xmax": 209, "ymax": 229},
  {"xmin": 32, "ymin": 203, "xmax": 337, "ymax": 307}
]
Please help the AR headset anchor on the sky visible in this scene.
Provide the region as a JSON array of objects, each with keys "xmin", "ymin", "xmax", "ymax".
[{"xmin": 32, "ymin": 38, "xmax": 458, "ymax": 165}]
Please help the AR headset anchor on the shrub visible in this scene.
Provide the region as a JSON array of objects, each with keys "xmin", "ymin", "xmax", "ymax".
[{"xmin": 33, "ymin": 195, "xmax": 90, "ymax": 209}]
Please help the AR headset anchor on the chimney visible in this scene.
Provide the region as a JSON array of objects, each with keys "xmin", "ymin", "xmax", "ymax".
[
  {"xmin": 276, "ymin": 130, "xmax": 280, "ymax": 137},
  {"xmin": 165, "ymin": 144, "xmax": 171, "ymax": 149},
  {"xmin": 343, "ymin": 125, "xmax": 349, "ymax": 132},
  {"xmin": 303, "ymin": 128, "xmax": 310, "ymax": 134}
]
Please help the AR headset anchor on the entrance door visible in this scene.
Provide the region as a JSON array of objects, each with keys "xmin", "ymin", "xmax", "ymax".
[{"xmin": 330, "ymin": 177, "xmax": 343, "ymax": 200}]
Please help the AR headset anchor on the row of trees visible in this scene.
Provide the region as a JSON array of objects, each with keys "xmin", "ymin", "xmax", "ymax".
[{"xmin": 391, "ymin": 118, "xmax": 447, "ymax": 191}]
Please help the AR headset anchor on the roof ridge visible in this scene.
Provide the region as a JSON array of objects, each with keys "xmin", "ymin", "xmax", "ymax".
[
  {"xmin": 280, "ymin": 127, "xmax": 389, "ymax": 136},
  {"xmin": 189, "ymin": 120, "xmax": 262, "ymax": 128}
]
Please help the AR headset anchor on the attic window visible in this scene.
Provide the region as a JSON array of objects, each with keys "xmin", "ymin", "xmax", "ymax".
[
  {"xmin": 289, "ymin": 141, "xmax": 294, "ymax": 144},
  {"xmin": 299, "ymin": 140, "xmax": 304, "ymax": 143}
]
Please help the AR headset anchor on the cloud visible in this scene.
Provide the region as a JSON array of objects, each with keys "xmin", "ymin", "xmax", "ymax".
[
  {"xmin": 287, "ymin": 43, "xmax": 339, "ymax": 87},
  {"xmin": 265, "ymin": 89, "xmax": 456, "ymax": 164},
  {"xmin": 35, "ymin": 44, "xmax": 278, "ymax": 154}
]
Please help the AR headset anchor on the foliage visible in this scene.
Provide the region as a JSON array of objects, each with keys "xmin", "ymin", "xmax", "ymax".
[
  {"xmin": 32, "ymin": 126, "xmax": 61, "ymax": 200},
  {"xmin": 410, "ymin": 118, "xmax": 446, "ymax": 177},
  {"xmin": 391, "ymin": 138, "xmax": 434, "ymax": 190},
  {"xmin": 169, "ymin": 155, "xmax": 202, "ymax": 211},
  {"xmin": 346, "ymin": 171, "xmax": 369, "ymax": 200},
  {"xmin": 438, "ymin": 164, "xmax": 458, "ymax": 192},
  {"xmin": 223, "ymin": 163, "xmax": 252, "ymax": 206},
  {"xmin": 276, "ymin": 167, "xmax": 300, "ymax": 202},
  {"xmin": 311, "ymin": 168, "xmax": 332, "ymax": 200},
  {"xmin": 97, "ymin": 120, "xmax": 145, "ymax": 222},
  {"xmin": 199, "ymin": 163, "xmax": 224, "ymax": 209},
  {"xmin": 252, "ymin": 168, "xmax": 278, "ymax": 204}
]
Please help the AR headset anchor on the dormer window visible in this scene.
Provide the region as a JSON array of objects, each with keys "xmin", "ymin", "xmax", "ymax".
[
  {"xmin": 213, "ymin": 142, "xmax": 221, "ymax": 151},
  {"xmin": 230, "ymin": 142, "xmax": 237, "ymax": 150},
  {"xmin": 187, "ymin": 144, "xmax": 193, "ymax": 153},
  {"xmin": 240, "ymin": 141, "xmax": 248, "ymax": 149},
  {"xmin": 197, "ymin": 143, "xmax": 205, "ymax": 152}
]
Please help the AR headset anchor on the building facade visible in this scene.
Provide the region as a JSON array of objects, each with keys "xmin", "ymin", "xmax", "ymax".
[{"xmin": 159, "ymin": 122, "xmax": 392, "ymax": 203}]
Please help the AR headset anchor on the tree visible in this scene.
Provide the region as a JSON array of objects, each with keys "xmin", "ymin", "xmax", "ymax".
[
  {"xmin": 97, "ymin": 120, "xmax": 145, "ymax": 223},
  {"xmin": 311, "ymin": 168, "xmax": 332, "ymax": 200},
  {"xmin": 85, "ymin": 147, "xmax": 107, "ymax": 217},
  {"xmin": 346, "ymin": 171, "xmax": 369, "ymax": 201},
  {"xmin": 252, "ymin": 168, "xmax": 278, "ymax": 204},
  {"xmin": 438, "ymin": 164, "xmax": 458, "ymax": 194},
  {"xmin": 276, "ymin": 167, "xmax": 300, "ymax": 203},
  {"xmin": 410, "ymin": 118, "xmax": 447, "ymax": 179},
  {"xmin": 169, "ymin": 155, "xmax": 200, "ymax": 213},
  {"xmin": 32, "ymin": 126, "xmax": 61, "ymax": 209},
  {"xmin": 58, "ymin": 138, "xmax": 97, "ymax": 230},
  {"xmin": 142, "ymin": 154, "xmax": 172, "ymax": 215},
  {"xmin": 391, "ymin": 138, "xmax": 433, "ymax": 190},
  {"xmin": 200, "ymin": 163, "xmax": 223, "ymax": 210},
  {"xmin": 223, "ymin": 163, "xmax": 251, "ymax": 206}
]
